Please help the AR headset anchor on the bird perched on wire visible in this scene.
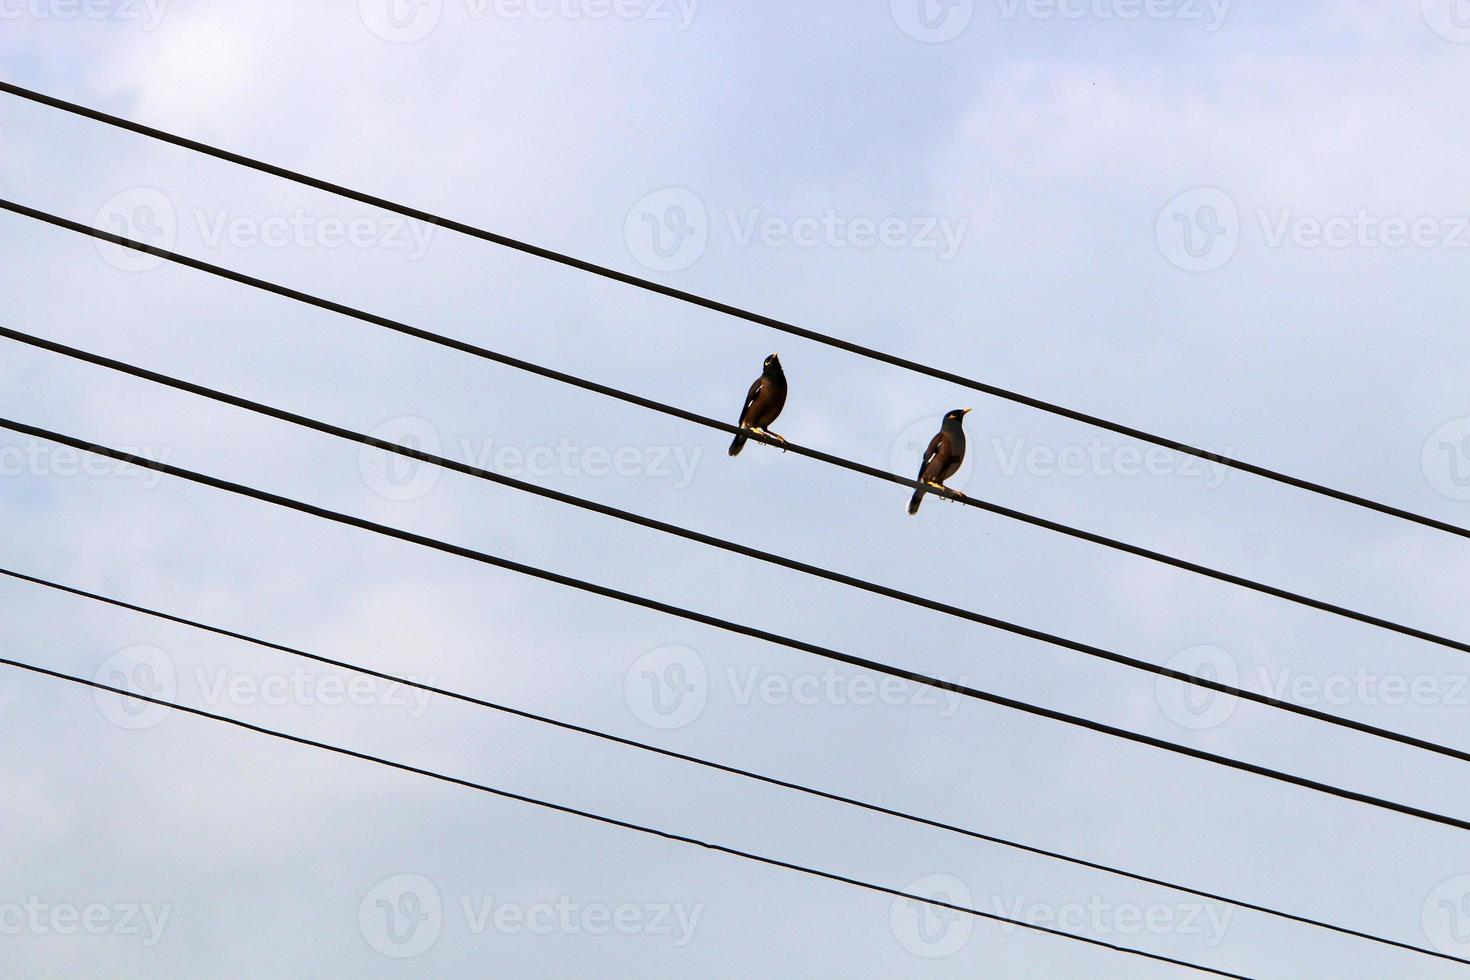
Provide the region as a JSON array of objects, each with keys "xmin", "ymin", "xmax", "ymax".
[
  {"xmin": 728, "ymin": 354, "xmax": 788, "ymax": 456},
  {"xmin": 908, "ymin": 408, "xmax": 971, "ymax": 515}
]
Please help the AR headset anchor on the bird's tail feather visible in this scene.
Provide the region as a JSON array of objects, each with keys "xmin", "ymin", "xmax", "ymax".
[
  {"xmin": 729, "ymin": 433, "xmax": 747, "ymax": 457},
  {"xmin": 907, "ymin": 487, "xmax": 925, "ymax": 515}
]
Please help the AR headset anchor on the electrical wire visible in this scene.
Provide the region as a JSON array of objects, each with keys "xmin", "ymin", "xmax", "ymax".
[
  {"xmin": 2, "ymin": 564, "xmax": 1459, "ymax": 967},
  {"xmin": 4, "ymin": 415, "xmax": 1469, "ymax": 834},
  {"xmin": 4, "ymin": 199, "xmax": 1469, "ymax": 662},
  {"xmin": 0, "ymin": 79, "xmax": 1459, "ymax": 543},
  {"xmin": 5, "ymin": 323, "xmax": 1469, "ymax": 768},
  {"xmin": 0, "ymin": 654, "xmax": 1252, "ymax": 977}
]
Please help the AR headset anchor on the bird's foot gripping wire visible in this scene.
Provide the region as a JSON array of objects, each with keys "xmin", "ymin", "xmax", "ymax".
[
  {"xmin": 924, "ymin": 482, "xmax": 964, "ymax": 502},
  {"xmin": 753, "ymin": 428, "xmax": 788, "ymax": 452}
]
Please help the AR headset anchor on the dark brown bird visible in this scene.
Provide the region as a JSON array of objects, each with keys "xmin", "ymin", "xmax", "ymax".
[
  {"xmin": 729, "ymin": 354, "xmax": 788, "ymax": 456},
  {"xmin": 908, "ymin": 408, "xmax": 971, "ymax": 515}
]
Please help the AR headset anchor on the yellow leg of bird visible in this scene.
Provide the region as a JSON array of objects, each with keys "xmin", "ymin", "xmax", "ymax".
[{"xmin": 751, "ymin": 427, "xmax": 788, "ymax": 452}]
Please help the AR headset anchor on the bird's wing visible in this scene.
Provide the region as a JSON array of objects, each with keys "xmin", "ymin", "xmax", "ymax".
[
  {"xmin": 917, "ymin": 430, "xmax": 946, "ymax": 481},
  {"xmin": 737, "ymin": 376, "xmax": 765, "ymax": 426}
]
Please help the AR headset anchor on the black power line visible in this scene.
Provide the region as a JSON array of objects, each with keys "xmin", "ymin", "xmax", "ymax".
[
  {"xmin": 2, "ymin": 80, "xmax": 1461, "ymax": 544},
  {"xmin": 3, "ymin": 564, "xmax": 1460, "ymax": 968},
  {"xmin": 7, "ymin": 323, "xmax": 1470, "ymax": 769},
  {"xmin": 0, "ymin": 656, "xmax": 1250, "ymax": 978},
  {"xmin": 6, "ymin": 200, "xmax": 1470, "ymax": 663},
  {"xmin": 5, "ymin": 416, "xmax": 1469, "ymax": 834}
]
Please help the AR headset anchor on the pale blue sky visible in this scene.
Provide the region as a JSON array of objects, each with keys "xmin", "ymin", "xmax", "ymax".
[{"xmin": 4, "ymin": 2, "xmax": 1470, "ymax": 976}]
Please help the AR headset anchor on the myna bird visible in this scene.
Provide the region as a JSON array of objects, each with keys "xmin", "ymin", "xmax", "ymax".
[
  {"xmin": 729, "ymin": 354, "xmax": 788, "ymax": 456},
  {"xmin": 908, "ymin": 408, "xmax": 971, "ymax": 515}
]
